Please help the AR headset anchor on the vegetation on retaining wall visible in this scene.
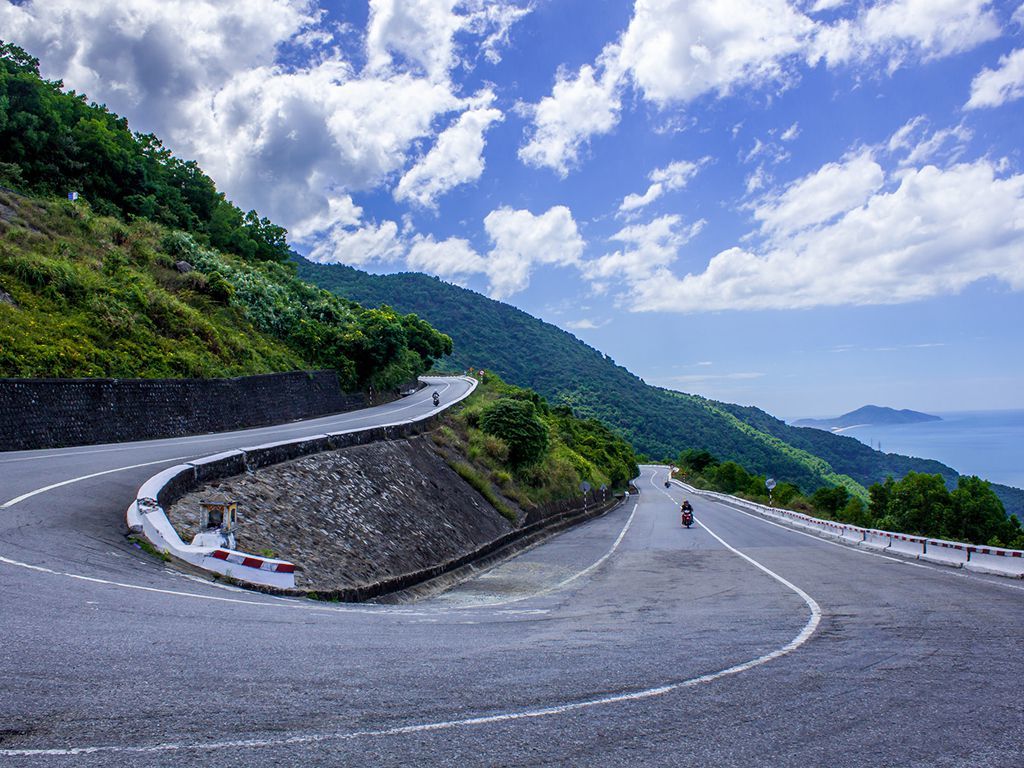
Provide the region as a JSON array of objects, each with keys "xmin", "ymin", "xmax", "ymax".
[{"xmin": 430, "ymin": 373, "xmax": 638, "ymax": 518}]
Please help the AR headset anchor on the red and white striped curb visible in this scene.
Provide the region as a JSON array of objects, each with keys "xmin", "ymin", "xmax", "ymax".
[
  {"xmin": 966, "ymin": 546, "xmax": 1023, "ymax": 557},
  {"xmin": 209, "ymin": 549, "xmax": 295, "ymax": 573}
]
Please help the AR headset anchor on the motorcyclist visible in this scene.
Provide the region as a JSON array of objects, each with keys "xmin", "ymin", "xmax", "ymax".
[
  {"xmin": 431, "ymin": 391, "xmax": 440, "ymax": 406},
  {"xmin": 681, "ymin": 499, "xmax": 694, "ymax": 527}
]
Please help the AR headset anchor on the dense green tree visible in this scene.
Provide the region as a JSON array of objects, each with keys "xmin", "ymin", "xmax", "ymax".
[
  {"xmin": 400, "ymin": 312, "xmax": 453, "ymax": 369},
  {"xmin": 947, "ymin": 476, "xmax": 1010, "ymax": 544},
  {"xmin": 678, "ymin": 448, "xmax": 718, "ymax": 474},
  {"xmin": 710, "ymin": 462, "xmax": 753, "ymax": 495},
  {"xmin": 884, "ymin": 472, "xmax": 951, "ymax": 537},
  {"xmin": 479, "ymin": 399, "xmax": 549, "ymax": 467},
  {"xmin": 811, "ymin": 485, "xmax": 850, "ymax": 516},
  {"xmin": 772, "ymin": 481, "xmax": 802, "ymax": 507},
  {"xmin": 868, "ymin": 476, "xmax": 896, "ymax": 520},
  {"xmin": 838, "ymin": 496, "xmax": 871, "ymax": 527},
  {"xmin": 0, "ymin": 41, "xmax": 291, "ymax": 265}
]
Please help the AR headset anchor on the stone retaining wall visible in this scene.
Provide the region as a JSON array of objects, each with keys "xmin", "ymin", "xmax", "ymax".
[
  {"xmin": 169, "ymin": 437, "xmax": 516, "ymax": 592},
  {"xmin": 167, "ymin": 433, "xmax": 624, "ymax": 599},
  {"xmin": 0, "ymin": 370, "xmax": 363, "ymax": 451}
]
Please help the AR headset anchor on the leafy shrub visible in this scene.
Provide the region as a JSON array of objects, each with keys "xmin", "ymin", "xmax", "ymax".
[
  {"xmin": 479, "ymin": 399, "xmax": 549, "ymax": 467},
  {"xmin": 205, "ymin": 270, "xmax": 234, "ymax": 303}
]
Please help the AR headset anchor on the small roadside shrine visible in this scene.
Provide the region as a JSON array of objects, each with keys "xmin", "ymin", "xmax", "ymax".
[{"xmin": 191, "ymin": 493, "xmax": 238, "ymax": 549}]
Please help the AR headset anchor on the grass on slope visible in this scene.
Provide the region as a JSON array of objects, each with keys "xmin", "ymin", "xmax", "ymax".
[
  {"xmin": 0, "ymin": 190, "xmax": 302, "ymax": 378},
  {"xmin": 430, "ymin": 374, "xmax": 639, "ymax": 521},
  {"xmin": 0, "ymin": 191, "xmax": 450, "ymax": 391}
]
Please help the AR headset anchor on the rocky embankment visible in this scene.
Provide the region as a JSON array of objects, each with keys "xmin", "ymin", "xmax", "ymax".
[{"xmin": 169, "ymin": 437, "xmax": 514, "ymax": 591}]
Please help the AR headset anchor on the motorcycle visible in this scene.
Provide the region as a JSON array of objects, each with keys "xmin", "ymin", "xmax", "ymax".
[
  {"xmin": 681, "ymin": 509, "xmax": 694, "ymax": 528},
  {"xmin": 431, "ymin": 391, "xmax": 440, "ymax": 407},
  {"xmin": 664, "ymin": 480, "xmax": 670, "ymax": 488}
]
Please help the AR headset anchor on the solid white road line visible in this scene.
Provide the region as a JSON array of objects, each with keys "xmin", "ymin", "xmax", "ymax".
[
  {"xmin": 0, "ymin": 455, "xmax": 196, "ymax": 508},
  {"xmin": 661, "ymin": 470, "xmax": 1024, "ymax": 594},
  {"xmin": 0, "ymin": 554, "xmax": 428, "ymax": 616},
  {"xmin": 1, "ymin": 477, "xmax": 822, "ymax": 758},
  {"xmin": 458, "ymin": 501, "xmax": 640, "ymax": 609}
]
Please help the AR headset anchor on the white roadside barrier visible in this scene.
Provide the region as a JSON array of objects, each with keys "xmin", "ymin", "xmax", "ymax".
[
  {"xmin": 888, "ymin": 533, "xmax": 926, "ymax": 558},
  {"xmin": 861, "ymin": 530, "xmax": 891, "ymax": 552},
  {"xmin": 967, "ymin": 547, "xmax": 1024, "ymax": 577},
  {"xmin": 126, "ymin": 376, "xmax": 477, "ymax": 589},
  {"xmin": 672, "ymin": 478, "xmax": 1024, "ymax": 579},
  {"xmin": 921, "ymin": 538, "xmax": 969, "ymax": 568},
  {"xmin": 841, "ymin": 527, "xmax": 865, "ymax": 544}
]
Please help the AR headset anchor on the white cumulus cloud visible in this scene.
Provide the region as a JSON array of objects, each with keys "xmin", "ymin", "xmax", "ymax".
[
  {"xmin": 385, "ymin": 206, "xmax": 587, "ymax": 300},
  {"xmin": 307, "ymin": 220, "xmax": 405, "ymax": 266},
  {"xmin": 616, "ymin": 159, "xmax": 1024, "ymax": 313},
  {"xmin": 520, "ymin": 0, "xmax": 1004, "ymax": 175},
  {"xmin": 483, "ymin": 206, "xmax": 586, "ymax": 298},
  {"xmin": 885, "ymin": 117, "xmax": 972, "ymax": 167},
  {"xmin": 619, "ymin": 158, "xmax": 709, "ymax": 213},
  {"xmin": 752, "ymin": 149, "xmax": 884, "ymax": 236},
  {"xmin": 395, "ymin": 93, "xmax": 504, "ymax": 208},
  {"xmin": 518, "ymin": 57, "xmax": 623, "ymax": 176},
  {"xmin": 809, "ymin": 0, "xmax": 1002, "ymax": 70},
  {"xmin": 618, "ymin": 0, "xmax": 813, "ymax": 105},
  {"xmin": 965, "ymin": 47, "xmax": 1024, "ymax": 110},
  {"xmin": 406, "ymin": 235, "xmax": 487, "ymax": 277}
]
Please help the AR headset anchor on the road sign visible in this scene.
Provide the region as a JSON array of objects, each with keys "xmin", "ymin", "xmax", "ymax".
[
  {"xmin": 579, "ymin": 481, "xmax": 592, "ymax": 493},
  {"xmin": 765, "ymin": 478, "xmax": 777, "ymax": 490}
]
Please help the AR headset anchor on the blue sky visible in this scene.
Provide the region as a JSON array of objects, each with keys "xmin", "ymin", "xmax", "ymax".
[{"xmin": 3, "ymin": 0, "xmax": 1023, "ymax": 417}]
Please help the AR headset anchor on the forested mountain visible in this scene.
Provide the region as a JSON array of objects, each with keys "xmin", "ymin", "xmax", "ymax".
[
  {"xmin": 296, "ymin": 259, "xmax": 1024, "ymax": 516},
  {"xmin": 795, "ymin": 405, "xmax": 941, "ymax": 430}
]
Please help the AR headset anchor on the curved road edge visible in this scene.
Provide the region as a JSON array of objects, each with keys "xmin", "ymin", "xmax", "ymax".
[{"xmin": 126, "ymin": 375, "xmax": 477, "ymax": 588}]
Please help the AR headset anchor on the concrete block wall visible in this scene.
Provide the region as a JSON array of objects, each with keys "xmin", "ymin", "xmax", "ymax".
[{"xmin": 0, "ymin": 370, "xmax": 364, "ymax": 451}]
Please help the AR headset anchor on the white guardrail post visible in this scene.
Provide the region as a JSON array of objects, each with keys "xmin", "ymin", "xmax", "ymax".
[
  {"xmin": 126, "ymin": 376, "xmax": 478, "ymax": 589},
  {"xmin": 669, "ymin": 476, "xmax": 1024, "ymax": 580}
]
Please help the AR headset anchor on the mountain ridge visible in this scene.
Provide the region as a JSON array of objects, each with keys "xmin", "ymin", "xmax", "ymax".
[
  {"xmin": 795, "ymin": 405, "xmax": 942, "ymax": 430},
  {"xmin": 295, "ymin": 259, "xmax": 1024, "ymax": 517}
]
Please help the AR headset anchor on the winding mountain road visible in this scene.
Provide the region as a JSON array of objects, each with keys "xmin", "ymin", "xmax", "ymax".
[{"xmin": 2, "ymin": 387, "xmax": 1022, "ymax": 766}]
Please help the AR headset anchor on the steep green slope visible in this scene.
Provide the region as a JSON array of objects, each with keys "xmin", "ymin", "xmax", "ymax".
[
  {"xmin": 296, "ymin": 259, "xmax": 1024, "ymax": 515},
  {"xmin": 0, "ymin": 42, "xmax": 451, "ymax": 389},
  {"xmin": 0, "ymin": 193, "xmax": 450, "ymax": 387},
  {"xmin": 0, "ymin": 42, "xmax": 290, "ymax": 265}
]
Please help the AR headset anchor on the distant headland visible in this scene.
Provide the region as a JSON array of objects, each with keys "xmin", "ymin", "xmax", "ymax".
[{"xmin": 794, "ymin": 405, "xmax": 942, "ymax": 432}]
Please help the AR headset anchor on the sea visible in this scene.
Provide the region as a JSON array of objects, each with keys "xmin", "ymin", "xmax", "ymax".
[{"xmin": 830, "ymin": 410, "xmax": 1024, "ymax": 490}]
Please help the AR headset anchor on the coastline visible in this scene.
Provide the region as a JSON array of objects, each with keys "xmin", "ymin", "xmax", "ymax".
[{"xmin": 837, "ymin": 409, "xmax": 1024, "ymax": 490}]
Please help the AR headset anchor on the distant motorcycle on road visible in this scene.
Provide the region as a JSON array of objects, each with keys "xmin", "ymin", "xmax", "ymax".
[
  {"xmin": 681, "ymin": 500, "xmax": 694, "ymax": 528},
  {"xmin": 432, "ymin": 391, "xmax": 440, "ymax": 407}
]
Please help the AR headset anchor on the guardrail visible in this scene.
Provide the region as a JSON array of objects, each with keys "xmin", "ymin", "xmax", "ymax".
[
  {"xmin": 126, "ymin": 376, "xmax": 478, "ymax": 588},
  {"xmin": 674, "ymin": 480, "xmax": 1024, "ymax": 579}
]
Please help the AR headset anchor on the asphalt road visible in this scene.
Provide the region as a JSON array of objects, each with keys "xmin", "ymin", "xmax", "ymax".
[{"xmin": 1, "ymin": 395, "xmax": 1022, "ymax": 766}]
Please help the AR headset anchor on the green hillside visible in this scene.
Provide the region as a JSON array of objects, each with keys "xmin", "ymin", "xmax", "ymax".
[
  {"xmin": 296, "ymin": 259, "xmax": 1024, "ymax": 516},
  {"xmin": 0, "ymin": 42, "xmax": 450, "ymax": 390}
]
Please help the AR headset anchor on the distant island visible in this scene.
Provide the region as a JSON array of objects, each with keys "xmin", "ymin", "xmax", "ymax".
[{"xmin": 795, "ymin": 405, "xmax": 942, "ymax": 432}]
